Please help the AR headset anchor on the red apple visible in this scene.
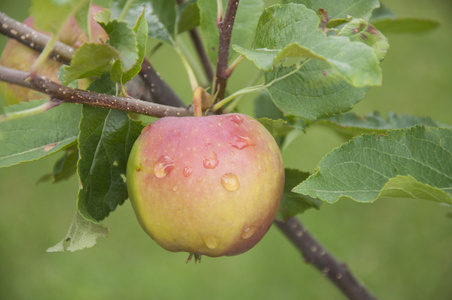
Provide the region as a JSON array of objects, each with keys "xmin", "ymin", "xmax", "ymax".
[
  {"xmin": 0, "ymin": 4, "xmax": 108, "ymax": 105},
  {"xmin": 126, "ymin": 113, "xmax": 285, "ymax": 261}
]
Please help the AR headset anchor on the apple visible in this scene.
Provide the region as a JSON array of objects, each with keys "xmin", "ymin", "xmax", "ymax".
[
  {"xmin": 0, "ymin": 4, "xmax": 108, "ymax": 105},
  {"xmin": 127, "ymin": 113, "xmax": 285, "ymax": 261}
]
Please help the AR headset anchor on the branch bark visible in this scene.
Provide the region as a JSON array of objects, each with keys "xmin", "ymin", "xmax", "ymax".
[
  {"xmin": 275, "ymin": 218, "xmax": 377, "ymax": 300},
  {"xmin": 0, "ymin": 66, "xmax": 192, "ymax": 118},
  {"xmin": 214, "ymin": 0, "xmax": 240, "ymax": 102},
  {"xmin": 0, "ymin": 11, "xmax": 74, "ymax": 65},
  {"xmin": 189, "ymin": 28, "xmax": 214, "ymax": 82}
]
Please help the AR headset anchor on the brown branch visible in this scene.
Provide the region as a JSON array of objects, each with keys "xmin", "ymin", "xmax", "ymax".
[
  {"xmin": 275, "ymin": 218, "xmax": 377, "ymax": 300},
  {"xmin": 0, "ymin": 10, "xmax": 185, "ymax": 107},
  {"xmin": 189, "ymin": 28, "xmax": 214, "ymax": 82},
  {"xmin": 0, "ymin": 11, "xmax": 74, "ymax": 64},
  {"xmin": 139, "ymin": 59, "xmax": 186, "ymax": 107},
  {"xmin": 214, "ymin": 0, "xmax": 240, "ymax": 102},
  {"xmin": 175, "ymin": 0, "xmax": 214, "ymax": 83},
  {"xmin": 0, "ymin": 66, "xmax": 192, "ymax": 118}
]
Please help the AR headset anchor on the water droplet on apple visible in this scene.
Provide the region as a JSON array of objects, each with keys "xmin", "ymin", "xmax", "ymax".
[
  {"xmin": 183, "ymin": 166, "xmax": 192, "ymax": 177},
  {"xmin": 204, "ymin": 236, "xmax": 219, "ymax": 249},
  {"xmin": 228, "ymin": 114, "xmax": 243, "ymax": 125},
  {"xmin": 229, "ymin": 135, "xmax": 256, "ymax": 150},
  {"xmin": 241, "ymin": 226, "xmax": 256, "ymax": 239},
  {"xmin": 203, "ymin": 151, "xmax": 219, "ymax": 169},
  {"xmin": 172, "ymin": 185, "xmax": 178, "ymax": 192},
  {"xmin": 221, "ymin": 173, "xmax": 240, "ymax": 192},
  {"xmin": 153, "ymin": 155, "xmax": 175, "ymax": 178}
]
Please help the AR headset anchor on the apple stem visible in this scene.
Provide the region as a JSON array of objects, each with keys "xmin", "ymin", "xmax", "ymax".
[{"xmin": 193, "ymin": 87, "xmax": 203, "ymax": 117}]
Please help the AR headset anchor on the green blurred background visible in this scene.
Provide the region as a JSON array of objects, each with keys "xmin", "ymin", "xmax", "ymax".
[{"xmin": 1, "ymin": 0, "xmax": 451, "ymax": 299}]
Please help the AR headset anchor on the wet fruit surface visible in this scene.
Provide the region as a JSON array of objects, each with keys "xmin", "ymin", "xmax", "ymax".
[{"xmin": 127, "ymin": 113, "xmax": 284, "ymax": 258}]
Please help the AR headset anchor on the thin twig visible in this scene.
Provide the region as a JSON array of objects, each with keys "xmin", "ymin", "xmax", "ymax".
[
  {"xmin": 0, "ymin": 66, "xmax": 192, "ymax": 118},
  {"xmin": 275, "ymin": 218, "xmax": 377, "ymax": 300},
  {"xmin": 139, "ymin": 59, "xmax": 186, "ymax": 107},
  {"xmin": 189, "ymin": 29, "xmax": 214, "ymax": 82},
  {"xmin": 214, "ymin": 0, "xmax": 240, "ymax": 102}
]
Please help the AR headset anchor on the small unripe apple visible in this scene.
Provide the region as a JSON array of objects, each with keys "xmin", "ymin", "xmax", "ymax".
[
  {"xmin": 0, "ymin": 5, "xmax": 108, "ymax": 105},
  {"xmin": 127, "ymin": 113, "xmax": 284, "ymax": 260}
]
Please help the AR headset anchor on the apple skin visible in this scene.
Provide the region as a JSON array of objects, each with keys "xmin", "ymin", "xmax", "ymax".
[
  {"xmin": 127, "ymin": 113, "xmax": 285, "ymax": 258},
  {"xmin": 0, "ymin": 5, "xmax": 108, "ymax": 105}
]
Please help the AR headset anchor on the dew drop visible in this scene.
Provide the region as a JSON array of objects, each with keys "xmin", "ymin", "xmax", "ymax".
[
  {"xmin": 183, "ymin": 166, "xmax": 192, "ymax": 177},
  {"xmin": 229, "ymin": 135, "xmax": 256, "ymax": 150},
  {"xmin": 204, "ymin": 236, "xmax": 219, "ymax": 249},
  {"xmin": 203, "ymin": 151, "xmax": 219, "ymax": 169},
  {"xmin": 228, "ymin": 114, "xmax": 243, "ymax": 125},
  {"xmin": 221, "ymin": 173, "xmax": 240, "ymax": 192},
  {"xmin": 153, "ymin": 155, "xmax": 175, "ymax": 178},
  {"xmin": 241, "ymin": 226, "xmax": 256, "ymax": 239}
]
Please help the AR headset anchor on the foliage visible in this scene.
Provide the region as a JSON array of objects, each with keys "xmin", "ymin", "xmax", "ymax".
[{"xmin": 0, "ymin": 0, "xmax": 449, "ymax": 272}]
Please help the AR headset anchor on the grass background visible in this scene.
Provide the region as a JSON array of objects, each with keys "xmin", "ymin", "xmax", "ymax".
[{"xmin": 1, "ymin": 0, "xmax": 451, "ymax": 299}]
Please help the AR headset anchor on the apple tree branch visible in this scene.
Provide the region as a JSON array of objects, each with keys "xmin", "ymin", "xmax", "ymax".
[
  {"xmin": 275, "ymin": 218, "xmax": 377, "ymax": 300},
  {"xmin": 214, "ymin": 0, "xmax": 240, "ymax": 102},
  {"xmin": 0, "ymin": 10, "xmax": 186, "ymax": 108},
  {"xmin": 0, "ymin": 66, "xmax": 192, "ymax": 118}
]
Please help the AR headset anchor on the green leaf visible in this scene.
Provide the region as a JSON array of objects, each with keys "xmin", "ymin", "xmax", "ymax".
[
  {"xmin": 177, "ymin": 0, "xmax": 200, "ymax": 33},
  {"xmin": 63, "ymin": 43, "xmax": 119, "ymax": 85},
  {"xmin": 87, "ymin": 72, "xmax": 117, "ymax": 95},
  {"xmin": 369, "ymin": 3, "xmax": 396, "ymax": 21},
  {"xmin": 31, "ymin": 0, "xmax": 90, "ymax": 33},
  {"xmin": 276, "ymin": 168, "xmax": 321, "ymax": 221},
  {"xmin": 38, "ymin": 145, "xmax": 78, "ymax": 184},
  {"xmin": 379, "ymin": 175, "xmax": 452, "ymax": 204},
  {"xmin": 198, "ymin": 0, "xmax": 264, "ymax": 63},
  {"xmin": 121, "ymin": 8, "xmax": 148, "ymax": 84},
  {"xmin": 0, "ymin": 100, "xmax": 81, "ymax": 168},
  {"xmin": 110, "ymin": 0, "xmax": 176, "ymax": 44},
  {"xmin": 338, "ymin": 18, "xmax": 389, "ymax": 61},
  {"xmin": 254, "ymin": 90, "xmax": 284, "ymax": 121},
  {"xmin": 257, "ymin": 118, "xmax": 294, "ymax": 138},
  {"xmin": 293, "ymin": 126, "xmax": 452, "ymax": 205},
  {"xmin": 282, "ymin": 0, "xmax": 380, "ymax": 20},
  {"xmin": 77, "ymin": 106, "xmax": 144, "ymax": 221},
  {"xmin": 238, "ymin": 4, "xmax": 381, "ymax": 87},
  {"xmin": 318, "ymin": 111, "xmax": 449, "ymax": 138},
  {"xmin": 74, "ymin": 0, "xmax": 92, "ymax": 40},
  {"xmin": 369, "ymin": 3, "xmax": 440, "ymax": 35},
  {"xmin": 95, "ymin": 11, "xmax": 139, "ymax": 72},
  {"xmin": 372, "ymin": 18, "xmax": 440, "ymax": 35},
  {"xmin": 265, "ymin": 61, "xmax": 368, "ymax": 121},
  {"xmin": 47, "ymin": 210, "xmax": 109, "ymax": 252}
]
